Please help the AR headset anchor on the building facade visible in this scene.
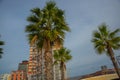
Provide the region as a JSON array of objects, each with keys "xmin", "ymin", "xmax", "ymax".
[
  {"xmin": 0, "ymin": 74, "xmax": 11, "ymax": 80},
  {"xmin": 28, "ymin": 46, "xmax": 41, "ymax": 80},
  {"xmin": 18, "ymin": 60, "xmax": 28, "ymax": 72},
  {"xmin": 27, "ymin": 43, "xmax": 61, "ymax": 80},
  {"xmin": 11, "ymin": 60, "xmax": 28, "ymax": 80},
  {"xmin": 18, "ymin": 60, "xmax": 28, "ymax": 80},
  {"xmin": 11, "ymin": 70, "xmax": 25, "ymax": 80}
]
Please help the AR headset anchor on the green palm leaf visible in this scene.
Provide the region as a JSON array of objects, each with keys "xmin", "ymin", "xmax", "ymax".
[
  {"xmin": 0, "ymin": 37, "xmax": 4, "ymax": 59},
  {"xmin": 54, "ymin": 47, "xmax": 72, "ymax": 64},
  {"xmin": 0, "ymin": 41, "xmax": 4, "ymax": 45}
]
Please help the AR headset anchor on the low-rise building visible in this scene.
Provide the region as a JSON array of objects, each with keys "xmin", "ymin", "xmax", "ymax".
[
  {"xmin": 11, "ymin": 60, "xmax": 28, "ymax": 80},
  {"xmin": 80, "ymin": 68, "xmax": 119, "ymax": 80},
  {"xmin": 0, "ymin": 73, "xmax": 11, "ymax": 80},
  {"xmin": 11, "ymin": 70, "xmax": 26, "ymax": 80},
  {"xmin": 18, "ymin": 60, "xmax": 28, "ymax": 72},
  {"xmin": 81, "ymin": 73, "xmax": 119, "ymax": 80}
]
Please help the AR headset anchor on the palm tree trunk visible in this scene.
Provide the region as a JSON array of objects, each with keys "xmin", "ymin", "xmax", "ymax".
[
  {"xmin": 44, "ymin": 40, "xmax": 54, "ymax": 80},
  {"xmin": 61, "ymin": 62, "xmax": 65, "ymax": 80},
  {"xmin": 44, "ymin": 51, "xmax": 53, "ymax": 80},
  {"xmin": 107, "ymin": 45, "xmax": 120, "ymax": 79},
  {"xmin": 41, "ymin": 48, "xmax": 44, "ymax": 80},
  {"xmin": 38, "ymin": 49, "xmax": 43, "ymax": 80}
]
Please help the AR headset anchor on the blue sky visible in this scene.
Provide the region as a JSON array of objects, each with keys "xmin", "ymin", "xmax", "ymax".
[{"xmin": 0, "ymin": 0, "xmax": 120, "ymax": 77}]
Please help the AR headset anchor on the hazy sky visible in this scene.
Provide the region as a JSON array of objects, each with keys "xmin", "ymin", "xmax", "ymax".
[{"xmin": 0, "ymin": 0, "xmax": 120, "ymax": 77}]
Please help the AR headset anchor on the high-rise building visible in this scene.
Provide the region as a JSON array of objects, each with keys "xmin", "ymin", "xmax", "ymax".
[
  {"xmin": 27, "ymin": 46, "xmax": 38, "ymax": 80},
  {"xmin": 27, "ymin": 43, "xmax": 61, "ymax": 80}
]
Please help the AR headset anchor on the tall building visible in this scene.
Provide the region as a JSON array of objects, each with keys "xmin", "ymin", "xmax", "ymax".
[
  {"xmin": 28, "ymin": 46, "xmax": 38, "ymax": 80},
  {"xmin": 27, "ymin": 43, "xmax": 61, "ymax": 80}
]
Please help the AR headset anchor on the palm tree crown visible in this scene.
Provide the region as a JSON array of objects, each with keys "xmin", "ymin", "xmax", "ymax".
[
  {"xmin": 92, "ymin": 24, "xmax": 120, "ymax": 55},
  {"xmin": 54, "ymin": 47, "xmax": 72, "ymax": 64},
  {"xmin": 25, "ymin": 1, "xmax": 70, "ymax": 47},
  {"xmin": 54, "ymin": 47, "xmax": 72, "ymax": 80}
]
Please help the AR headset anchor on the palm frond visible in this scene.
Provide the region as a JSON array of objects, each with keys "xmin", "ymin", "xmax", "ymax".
[
  {"xmin": 0, "ymin": 48, "xmax": 3, "ymax": 54},
  {"xmin": 0, "ymin": 36, "xmax": 4, "ymax": 58},
  {"xmin": 92, "ymin": 39, "xmax": 105, "ymax": 48},
  {"xmin": 98, "ymin": 24, "xmax": 109, "ymax": 38},
  {"xmin": 0, "ymin": 41, "xmax": 4, "ymax": 45},
  {"xmin": 25, "ymin": 24, "xmax": 39, "ymax": 33},
  {"xmin": 54, "ymin": 47, "xmax": 72, "ymax": 63},
  {"xmin": 96, "ymin": 45, "xmax": 106, "ymax": 54},
  {"xmin": 27, "ymin": 15, "xmax": 39, "ymax": 23},
  {"xmin": 53, "ymin": 60, "xmax": 59, "ymax": 65},
  {"xmin": 46, "ymin": 1, "xmax": 56, "ymax": 11},
  {"xmin": 0, "ymin": 55, "xmax": 2, "ymax": 58},
  {"xmin": 111, "ymin": 37, "xmax": 120, "ymax": 43},
  {"xmin": 111, "ymin": 44, "xmax": 120, "ymax": 50},
  {"xmin": 109, "ymin": 37, "xmax": 120, "ymax": 50},
  {"xmin": 56, "ymin": 9, "xmax": 64, "ymax": 17},
  {"xmin": 92, "ymin": 31, "xmax": 102, "ymax": 39},
  {"xmin": 109, "ymin": 29, "xmax": 120, "ymax": 38},
  {"xmin": 31, "ymin": 8, "xmax": 41, "ymax": 17}
]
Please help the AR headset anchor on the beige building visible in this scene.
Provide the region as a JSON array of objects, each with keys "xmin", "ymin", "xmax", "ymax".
[
  {"xmin": 80, "ymin": 67, "xmax": 119, "ymax": 80},
  {"xmin": 27, "ymin": 46, "xmax": 38, "ymax": 80},
  {"xmin": 81, "ymin": 73, "xmax": 118, "ymax": 80},
  {"xmin": 0, "ymin": 74, "xmax": 11, "ymax": 80}
]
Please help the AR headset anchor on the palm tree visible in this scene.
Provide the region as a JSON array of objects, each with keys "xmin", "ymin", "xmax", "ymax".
[
  {"xmin": 0, "ymin": 36, "xmax": 4, "ymax": 59},
  {"xmin": 92, "ymin": 23, "xmax": 120, "ymax": 78},
  {"xmin": 54, "ymin": 47, "xmax": 72, "ymax": 80},
  {"xmin": 25, "ymin": 1, "xmax": 70, "ymax": 80}
]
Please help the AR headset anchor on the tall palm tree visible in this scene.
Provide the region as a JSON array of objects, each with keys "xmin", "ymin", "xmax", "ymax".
[
  {"xmin": 0, "ymin": 36, "xmax": 4, "ymax": 59},
  {"xmin": 92, "ymin": 23, "xmax": 120, "ymax": 78},
  {"xmin": 25, "ymin": 1, "xmax": 70, "ymax": 80},
  {"xmin": 54, "ymin": 47, "xmax": 72, "ymax": 80}
]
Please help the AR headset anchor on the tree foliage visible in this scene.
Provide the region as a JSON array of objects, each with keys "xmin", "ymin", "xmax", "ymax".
[
  {"xmin": 0, "ymin": 36, "xmax": 4, "ymax": 58},
  {"xmin": 92, "ymin": 24, "xmax": 120, "ymax": 55}
]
